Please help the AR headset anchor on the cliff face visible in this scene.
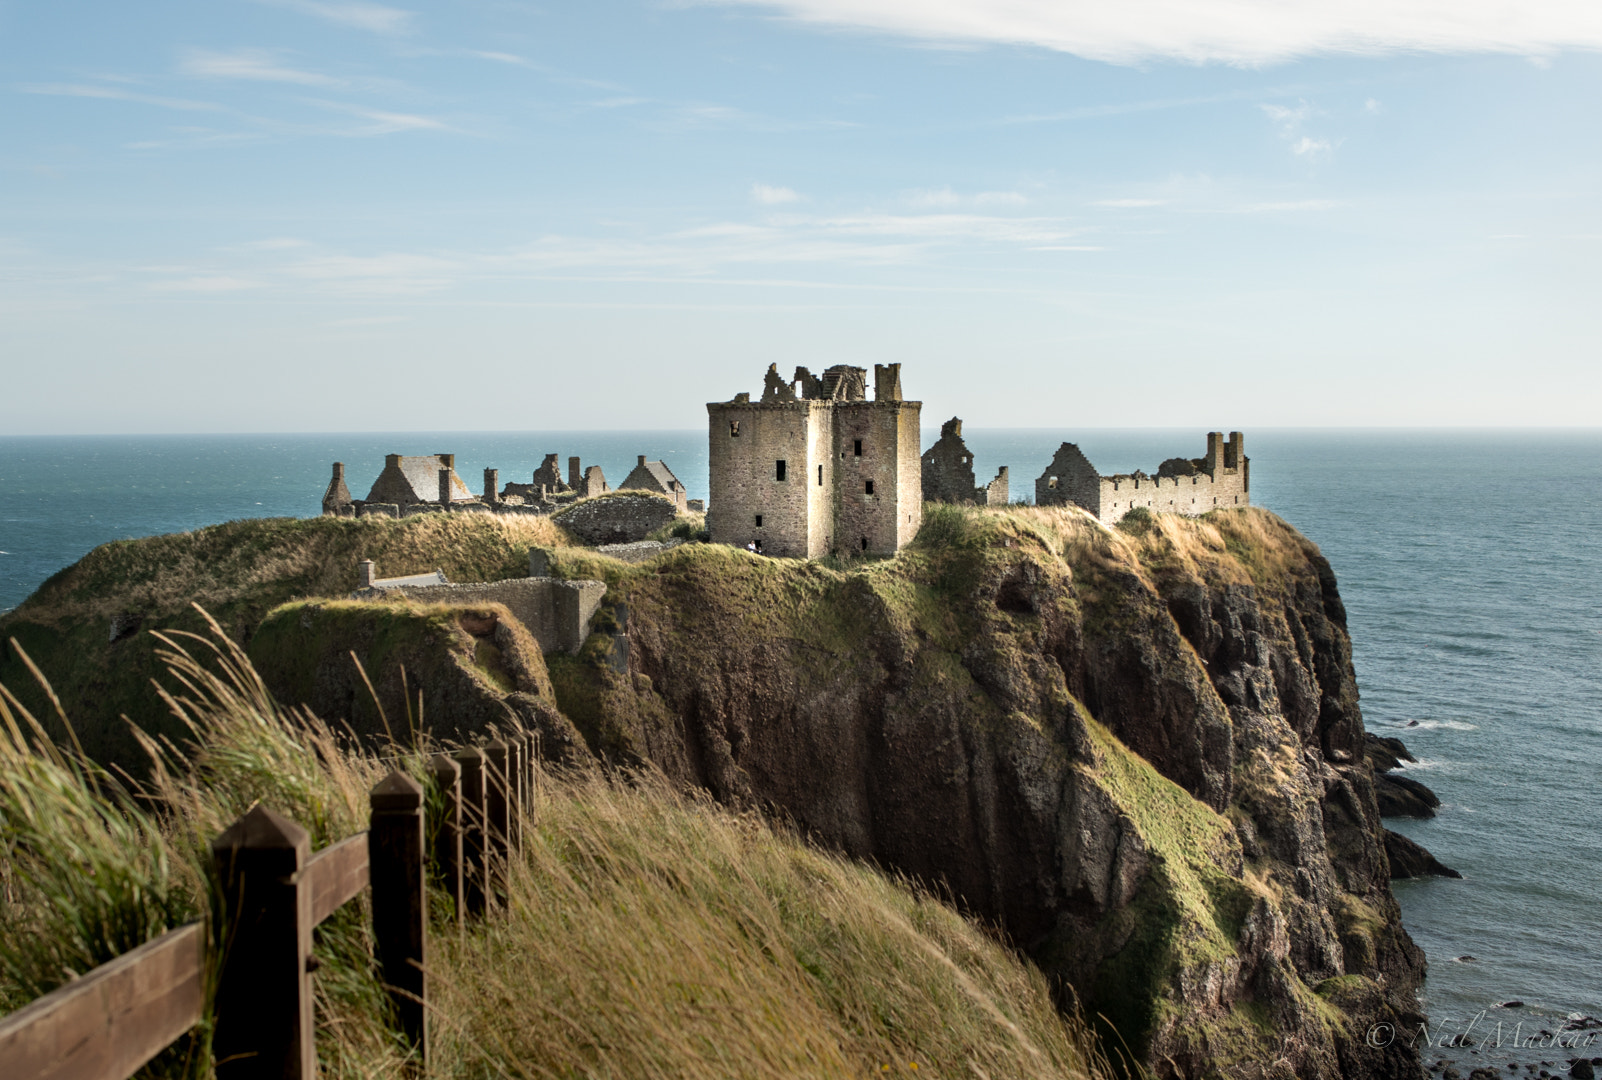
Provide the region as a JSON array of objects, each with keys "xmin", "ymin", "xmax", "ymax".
[
  {"xmin": 545, "ymin": 506, "xmax": 1426, "ymax": 1079},
  {"xmin": 0, "ymin": 505, "xmax": 1428, "ymax": 1077}
]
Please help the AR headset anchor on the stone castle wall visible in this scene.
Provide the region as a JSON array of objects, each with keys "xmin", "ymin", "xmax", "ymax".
[
  {"xmin": 352, "ymin": 576, "xmax": 606, "ymax": 656},
  {"xmin": 1038, "ymin": 432, "xmax": 1249, "ymax": 525},
  {"xmin": 706, "ymin": 399, "xmax": 823, "ymax": 558},
  {"xmin": 707, "ymin": 364, "xmax": 921, "ymax": 558}
]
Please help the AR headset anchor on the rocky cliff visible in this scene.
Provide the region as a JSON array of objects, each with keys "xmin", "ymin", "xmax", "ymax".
[
  {"xmin": 1, "ymin": 504, "xmax": 1433, "ymax": 1078},
  {"xmin": 538, "ymin": 505, "xmax": 1429, "ymax": 1079}
]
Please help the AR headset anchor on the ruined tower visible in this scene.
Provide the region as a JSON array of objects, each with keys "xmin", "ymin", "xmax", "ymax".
[{"xmin": 707, "ymin": 363, "xmax": 922, "ymax": 558}]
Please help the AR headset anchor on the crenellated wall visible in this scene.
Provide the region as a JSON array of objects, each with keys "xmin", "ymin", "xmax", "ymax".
[
  {"xmin": 1037, "ymin": 432, "xmax": 1249, "ymax": 525},
  {"xmin": 707, "ymin": 363, "xmax": 921, "ymax": 558}
]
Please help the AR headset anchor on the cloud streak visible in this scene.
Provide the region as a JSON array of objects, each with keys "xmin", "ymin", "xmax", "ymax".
[
  {"xmin": 261, "ymin": 0, "xmax": 415, "ymax": 35},
  {"xmin": 182, "ymin": 49, "xmax": 342, "ymax": 86},
  {"xmin": 697, "ymin": 0, "xmax": 1602, "ymax": 64},
  {"xmin": 21, "ymin": 83, "xmax": 223, "ymax": 112}
]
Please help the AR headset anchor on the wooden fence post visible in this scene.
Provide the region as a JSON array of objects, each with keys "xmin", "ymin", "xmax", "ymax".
[
  {"xmin": 211, "ymin": 806, "xmax": 314, "ymax": 1080},
  {"xmin": 426, "ymin": 753, "xmax": 463, "ymax": 927},
  {"xmin": 483, "ymin": 740, "xmax": 511, "ymax": 893},
  {"xmin": 505, "ymin": 736, "xmax": 523, "ymax": 856},
  {"xmin": 523, "ymin": 732, "xmax": 538, "ymax": 829},
  {"xmin": 453, "ymin": 748, "xmax": 488, "ymax": 916},
  {"xmin": 369, "ymin": 771, "xmax": 427, "ymax": 1066}
]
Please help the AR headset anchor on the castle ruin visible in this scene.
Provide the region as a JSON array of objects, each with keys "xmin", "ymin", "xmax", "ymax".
[
  {"xmin": 322, "ymin": 452, "xmax": 613, "ymax": 519},
  {"xmin": 921, "ymin": 417, "xmax": 1008, "ymax": 506},
  {"xmin": 619, "ymin": 456, "xmax": 689, "ymax": 513},
  {"xmin": 1036, "ymin": 432, "xmax": 1249, "ymax": 525},
  {"xmin": 706, "ymin": 363, "xmax": 921, "ymax": 558}
]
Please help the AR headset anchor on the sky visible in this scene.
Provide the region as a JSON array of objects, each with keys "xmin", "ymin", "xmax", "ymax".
[{"xmin": 2, "ymin": 0, "xmax": 1600, "ymax": 433}]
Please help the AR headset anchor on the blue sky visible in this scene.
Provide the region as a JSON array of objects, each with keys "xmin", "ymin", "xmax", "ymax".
[{"xmin": 2, "ymin": 0, "xmax": 1599, "ymax": 433}]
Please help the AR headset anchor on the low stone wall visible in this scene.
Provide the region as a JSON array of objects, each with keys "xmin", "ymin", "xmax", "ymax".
[
  {"xmin": 352, "ymin": 577, "xmax": 607, "ymax": 655},
  {"xmin": 594, "ymin": 539, "xmax": 686, "ymax": 564},
  {"xmin": 552, "ymin": 492, "xmax": 678, "ymax": 545}
]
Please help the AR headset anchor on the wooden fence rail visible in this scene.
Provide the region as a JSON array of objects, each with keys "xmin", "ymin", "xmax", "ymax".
[{"xmin": 0, "ymin": 729, "xmax": 537, "ymax": 1080}]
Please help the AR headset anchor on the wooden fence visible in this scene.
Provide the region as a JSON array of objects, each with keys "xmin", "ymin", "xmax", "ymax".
[{"xmin": 0, "ymin": 732, "xmax": 538, "ymax": 1080}]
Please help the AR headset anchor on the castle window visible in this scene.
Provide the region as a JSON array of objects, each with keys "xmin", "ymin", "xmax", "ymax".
[
  {"xmin": 775, "ymin": 460, "xmax": 787, "ymax": 481},
  {"xmin": 1048, "ymin": 477, "xmax": 1058, "ymax": 489},
  {"xmin": 817, "ymin": 464, "xmax": 823, "ymax": 486},
  {"xmin": 865, "ymin": 480, "xmax": 874, "ymax": 495},
  {"xmin": 755, "ymin": 514, "xmax": 763, "ymax": 528},
  {"xmin": 854, "ymin": 439, "xmax": 862, "ymax": 457},
  {"xmin": 730, "ymin": 421, "xmax": 740, "ymax": 437},
  {"xmin": 860, "ymin": 537, "xmax": 868, "ymax": 551}
]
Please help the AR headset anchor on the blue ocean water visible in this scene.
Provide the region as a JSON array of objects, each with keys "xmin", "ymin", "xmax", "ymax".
[{"xmin": 2, "ymin": 428, "xmax": 1599, "ymax": 1053}]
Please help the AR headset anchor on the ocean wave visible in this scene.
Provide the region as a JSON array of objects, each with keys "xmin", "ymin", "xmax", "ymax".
[{"xmin": 1392, "ymin": 719, "xmax": 1479, "ymax": 731}]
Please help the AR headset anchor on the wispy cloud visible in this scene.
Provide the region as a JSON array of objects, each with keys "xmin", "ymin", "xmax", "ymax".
[
  {"xmin": 181, "ymin": 49, "xmax": 341, "ymax": 87},
  {"xmin": 21, "ymin": 83, "xmax": 222, "ymax": 112},
  {"xmin": 261, "ymin": 0, "xmax": 415, "ymax": 35},
  {"xmin": 151, "ymin": 275, "xmax": 263, "ymax": 292},
  {"xmin": 288, "ymin": 252, "xmax": 457, "ymax": 293},
  {"xmin": 303, "ymin": 99, "xmax": 451, "ymax": 134},
  {"xmin": 905, "ymin": 187, "xmax": 1028, "ymax": 208},
  {"xmin": 693, "ymin": 0, "xmax": 1602, "ymax": 65},
  {"xmin": 906, "ymin": 187, "xmax": 960, "ymax": 208},
  {"xmin": 1261, "ymin": 100, "xmax": 1337, "ymax": 161},
  {"xmin": 1095, "ymin": 198, "xmax": 1167, "ymax": 208},
  {"xmin": 752, "ymin": 183, "xmax": 802, "ymax": 204},
  {"xmin": 1229, "ymin": 199, "xmax": 1345, "ymax": 212}
]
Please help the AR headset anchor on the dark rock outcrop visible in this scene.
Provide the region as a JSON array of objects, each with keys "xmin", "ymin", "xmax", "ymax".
[
  {"xmin": 543, "ymin": 506, "xmax": 1435, "ymax": 1079},
  {"xmin": 1377, "ymin": 772, "xmax": 1443, "ymax": 818},
  {"xmin": 1385, "ymin": 829, "xmax": 1462, "ymax": 879}
]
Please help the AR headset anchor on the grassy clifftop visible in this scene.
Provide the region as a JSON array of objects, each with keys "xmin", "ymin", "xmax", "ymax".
[
  {"xmin": 0, "ymin": 512, "xmax": 568, "ymax": 765},
  {"xmin": 1, "ymin": 502, "xmax": 1421, "ymax": 1077}
]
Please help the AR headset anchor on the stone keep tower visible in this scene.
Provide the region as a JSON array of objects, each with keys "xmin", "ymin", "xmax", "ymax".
[{"xmin": 707, "ymin": 363, "xmax": 922, "ymax": 558}]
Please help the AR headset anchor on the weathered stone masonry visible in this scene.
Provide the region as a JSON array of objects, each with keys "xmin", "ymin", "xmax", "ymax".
[
  {"xmin": 706, "ymin": 363, "xmax": 922, "ymax": 558},
  {"xmin": 921, "ymin": 417, "xmax": 1008, "ymax": 506},
  {"xmin": 1036, "ymin": 431, "xmax": 1249, "ymax": 525}
]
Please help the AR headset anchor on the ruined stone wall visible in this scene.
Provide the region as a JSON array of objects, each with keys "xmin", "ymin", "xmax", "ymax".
[
  {"xmin": 831, "ymin": 401, "xmax": 921, "ymax": 556},
  {"xmin": 1099, "ymin": 466, "xmax": 1248, "ymax": 523},
  {"xmin": 352, "ymin": 577, "xmax": 606, "ymax": 655},
  {"xmin": 980, "ymin": 466, "xmax": 1009, "ymax": 506},
  {"xmin": 706, "ymin": 399, "xmax": 826, "ymax": 558},
  {"xmin": 1035, "ymin": 443, "xmax": 1105, "ymax": 514},
  {"xmin": 553, "ymin": 492, "xmax": 678, "ymax": 545}
]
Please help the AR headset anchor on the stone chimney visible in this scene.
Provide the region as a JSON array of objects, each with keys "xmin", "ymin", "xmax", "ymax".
[
  {"xmin": 439, "ymin": 466, "xmax": 453, "ymax": 507},
  {"xmin": 322, "ymin": 462, "xmax": 352, "ymax": 517},
  {"xmin": 874, "ymin": 363, "xmax": 903, "ymax": 402},
  {"xmin": 358, "ymin": 559, "xmax": 376, "ymax": 588},
  {"xmin": 568, "ymin": 456, "xmax": 581, "ymax": 488},
  {"xmin": 638, "ymin": 455, "xmax": 647, "ymax": 467},
  {"xmin": 484, "ymin": 467, "xmax": 498, "ymax": 504}
]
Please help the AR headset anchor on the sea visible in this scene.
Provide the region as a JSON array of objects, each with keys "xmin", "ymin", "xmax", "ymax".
[{"xmin": 2, "ymin": 428, "xmax": 1599, "ymax": 1063}]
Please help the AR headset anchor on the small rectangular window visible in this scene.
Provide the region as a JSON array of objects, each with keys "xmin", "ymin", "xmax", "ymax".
[
  {"xmin": 865, "ymin": 480, "xmax": 874, "ymax": 495},
  {"xmin": 817, "ymin": 464, "xmax": 823, "ymax": 486},
  {"xmin": 775, "ymin": 460, "xmax": 786, "ymax": 481},
  {"xmin": 730, "ymin": 421, "xmax": 740, "ymax": 436},
  {"xmin": 854, "ymin": 439, "xmax": 862, "ymax": 457},
  {"xmin": 755, "ymin": 514, "xmax": 763, "ymax": 527}
]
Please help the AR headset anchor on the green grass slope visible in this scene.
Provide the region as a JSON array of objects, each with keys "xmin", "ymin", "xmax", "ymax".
[
  {"xmin": 0, "ymin": 624, "xmax": 1112, "ymax": 1080},
  {"xmin": 0, "ymin": 513, "xmax": 569, "ymax": 767}
]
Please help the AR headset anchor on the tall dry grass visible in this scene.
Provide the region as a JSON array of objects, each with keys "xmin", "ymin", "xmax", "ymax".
[
  {"xmin": 2, "ymin": 608, "xmax": 1113, "ymax": 1080},
  {"xmin": 432, "ymin": 773, "xmax": 1111, "ymax": 1079}
]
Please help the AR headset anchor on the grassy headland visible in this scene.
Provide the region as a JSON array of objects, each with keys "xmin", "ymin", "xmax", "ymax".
[{"xmin": 0, "ymin": 619, "xmax": 1111, "ymax": 1079}]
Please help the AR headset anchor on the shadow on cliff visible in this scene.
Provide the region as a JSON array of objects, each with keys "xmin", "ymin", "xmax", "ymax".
[{"xmin": 536, "ymin": 504, "xmax": 1433, "ymax": 1080}]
